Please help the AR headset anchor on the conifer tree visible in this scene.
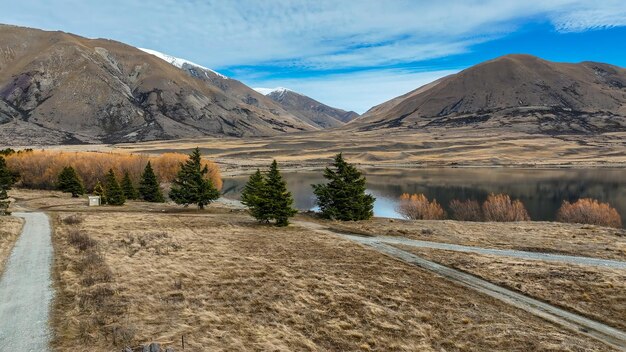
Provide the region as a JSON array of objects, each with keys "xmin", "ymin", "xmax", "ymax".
[
  {"xmin": 57, "ymin": 166, "xmax": 85, "ymax": 198},
  {"xmin": 104, "ymin": 169, "xmax": 125, "ymax": 206},
  {"xmin": 121, "ymin": 170, "xmax": 138, "ymax": 200},
  {"xmin": 93, "ymin": 180, "xmax": 106, "ymax": 204},
  {"xmin": 312, "ymin": 153, "xmax": 375, "ymax": 221},
  {"xmin": 261, "ymin": 160, "xmax": 297, "ymax": 226},
  {"xmin": 169, "ymin": 148, "xmax": 219, "ymax": 209},
  {"xmin": 240, "ymin": 169, "xmax": 269, "ymax": 222},
  {"xmin": 0, "ymin": 156, "xmax": 16, "ymax": 215},
  {"xmin": 139, "ymin": 162, "xmax": 164, "ymax": 203}
]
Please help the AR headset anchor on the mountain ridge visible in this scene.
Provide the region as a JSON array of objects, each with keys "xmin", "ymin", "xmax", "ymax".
[
  {"xmin": 352, "ymin": 54, "xmax": 626, "ymax": 134},
  {"xmin": 255, "ymin": 87, "xmax": 359, "ymax": 128},
  {"xmin": 0, "ymin": 24, "xmax": 317, "ymax": 145}
]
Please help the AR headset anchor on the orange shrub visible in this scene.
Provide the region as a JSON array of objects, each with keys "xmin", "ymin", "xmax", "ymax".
[
  {"xmin": 449, "ymin": 199, "xmax": 482, "ymax": 221},
  {"xmin": 396, "ymin": 193, "xmax": 445, "ymax": 220},
  {"xmin": 482, "ymin": 193, "xmax": 530, "ymax": 222},
  {"xmin": 6, "ymin": 150, "xmax": 222, "ymax": 191},
  {"xmin": 556, "ymin": 198, "xmax": 622, "ymax": 228}
]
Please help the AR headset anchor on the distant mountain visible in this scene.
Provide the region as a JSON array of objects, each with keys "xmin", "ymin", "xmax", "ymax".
[
  {"xmin": 255, "ymin": 87, "xmax": 359, "ymax": 128},
  {"xmin": 0, "ymin": 25, "xmax": 316, "ymax": 145},
  {"xmin": 354, "ymin": 54, "xmax": 626, "ymax": 134}
]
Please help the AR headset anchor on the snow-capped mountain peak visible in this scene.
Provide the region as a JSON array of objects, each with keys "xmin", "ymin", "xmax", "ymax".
[
  {"xmin": 139, "ymin": 48, "xmax": 227, "ymax": 79},
  {"xmin": 253, "ymin": 87, "xmax": 294, "ymax": 96}
]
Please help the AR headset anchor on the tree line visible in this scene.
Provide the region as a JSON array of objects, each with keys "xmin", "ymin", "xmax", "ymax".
[{"xmin": 55, "ymin": 148, "xmax": 219, "ymax": 207}]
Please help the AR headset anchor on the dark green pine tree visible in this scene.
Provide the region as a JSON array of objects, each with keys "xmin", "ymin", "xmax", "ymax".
[
  {"xmin": 312, "ymin": 153, "xmax": 375, "ymax": 221},
  {"xmin": 120, "ymin": 171, "xmax": 138, "ymax": 200},
  {"xmin": 169, "ymin": 148, "xmax": 219, "ymax": 209},
  {"xmin": 93, "ymin": 180, "xmax": 106, "ymax": 204},
  {"xmin": 0, "ymin": 156, "xmax": 16, "ymax": 215},
  {"xmin": 262, "ymin": 160, "xmax": 297, "ymax": 226},
  {"xmin": 57, "ymin": 166, "xmax": 85, "ymax": 198},
  {"xmin": 139, "ymin": 162, "xmax": 164, "ymax": 203},
  {"xmin": 104, "ymin": 169, "xmax": 125, "ymax": 206},
  {"xmin": 240, "ymin": 169, "xmax": 269, "ymax": 222}
]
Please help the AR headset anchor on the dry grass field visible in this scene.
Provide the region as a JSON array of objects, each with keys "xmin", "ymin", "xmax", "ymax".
[
  {"xmin": 398, "ymin": 247, "xmax": 626, "ymax": 331},
  {"xmin": 48, "ymin": 210, "xmax": 618, "ymax": 351},
  {"xmin": 0, "ymin": 216, "xmax": 24, "ymax": 275},
  {"xmin": 331, "ymin": 218, "xmax": 626, "ymax": 260},
  {"xmin": 13, "ymin": 128, "xmax": 626, "ymax": 175}
]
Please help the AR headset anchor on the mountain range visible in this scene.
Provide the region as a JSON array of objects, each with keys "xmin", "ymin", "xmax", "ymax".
[
  {"xmin": 1, "ymin": 24, "xmax": 625, "ymax": 145},
  {"xmin": 254, "ymin": 87, "xmax": 359, "ymax": 128}
]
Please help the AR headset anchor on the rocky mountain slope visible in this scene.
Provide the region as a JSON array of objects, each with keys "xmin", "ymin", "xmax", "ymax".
[
  {"xmin": 0, "ymin": 25, "xmax": 316, "ymax": 145},
  {"xmin": 353, "ymin": 54, "xmax": 626, "ymax": 134},
  {"xmin": 255, "ymin": 87, "xmax": 359, "ymax": 128}
]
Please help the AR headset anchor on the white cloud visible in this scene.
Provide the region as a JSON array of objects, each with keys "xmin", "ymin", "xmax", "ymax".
[
  {"xmin": 248, "ymin": 68, "xmax": 459, "ymax": 114},
  {"xmin": 2, "ymin": 1, "xmax": 625, "ymax": 69}
]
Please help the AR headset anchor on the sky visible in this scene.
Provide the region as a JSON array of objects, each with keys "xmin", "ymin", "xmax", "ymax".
[{"xmin": 2, "ymin": 1, "xmax": 626, "ymax": 113}]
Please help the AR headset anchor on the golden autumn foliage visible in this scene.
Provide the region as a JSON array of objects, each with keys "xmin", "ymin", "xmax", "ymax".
[
  {"xmin": 557, "ymin": 198, "xmax": 622, "ymax": 228},
  {"xmin": 396, "ymin": 193, "xmax": 445, "ymax": 220},
  {"xmin": 482, "ymin": 193, "xmax": 530, "ymax": 222},
  {"xmin": 6, "ymin": 150, "xmax": 222, "ymax": 191},
  {"xmin": 449, "ymin": 199, "xmax": 483, "ymax": 221}
]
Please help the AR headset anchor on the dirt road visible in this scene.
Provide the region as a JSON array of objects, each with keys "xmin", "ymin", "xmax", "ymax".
[
  {"xmin": 0, "ymin": 212, "xmax": 53, "ymax": 351},
  {"xmin": 346, "ymin": 234, "xmax": 626, "ymax": 269}
]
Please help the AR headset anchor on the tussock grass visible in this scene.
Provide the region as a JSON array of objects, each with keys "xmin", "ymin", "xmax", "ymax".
[
  {"xmin": 50, "ymin": 211, "xmax": 615, "ymax": 351},
  {"xmin": 0, "ymin": 216, "xmax": 24, "ymax": 274}
]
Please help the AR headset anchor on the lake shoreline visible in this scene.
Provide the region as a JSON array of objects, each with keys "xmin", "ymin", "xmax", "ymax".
[{"xmin": 220, "ymin": 161, "xmax": 626, "ymax": 177}]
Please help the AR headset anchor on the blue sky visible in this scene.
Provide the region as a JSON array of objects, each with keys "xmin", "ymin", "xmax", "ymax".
[{"xmin": 2, "ymin": 1, "xmax": 626, "ymax": 113}]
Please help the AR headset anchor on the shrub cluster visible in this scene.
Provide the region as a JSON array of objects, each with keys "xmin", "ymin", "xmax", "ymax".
[
  {"xmin": 449, "ymin": 199, "xmax": 482, "ymax": 221},
  {"xmin": 482, "ymin": 193, "xmax": 531, "ymax": 222},
  {"xmin": 557, "ymin": 198, "xmax": 622, "ymax": 228},
  {"xmin": 396, "ymin": 193, "xmax": 445, "ymax": 220}
]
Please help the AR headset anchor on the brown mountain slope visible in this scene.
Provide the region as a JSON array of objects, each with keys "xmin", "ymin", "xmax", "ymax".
[
  {"xmin": 0, "ymin": 25, "xmax": 316, "ymax": 145},
  {"xmin": 354, "ymin": 54, "xmax": 626, "ymax": 134},
  {"xmin": 261, "ymin": 88, "xmax": 359, "ymax": 128}
]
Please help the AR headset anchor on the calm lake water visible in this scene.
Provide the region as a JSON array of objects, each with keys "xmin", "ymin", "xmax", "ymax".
[{"xmin": 222, "ymin": 168, "xmax": 626, "ymax": 224}]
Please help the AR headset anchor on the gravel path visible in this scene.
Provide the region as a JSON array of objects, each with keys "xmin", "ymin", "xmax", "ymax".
[
  {"xmin": 0, "ymin": 212, "xmax": 53, "ymax": 351},
  {"xmin": 296, "ymin": 221, "xmax": 626, "ymax": 350},
  {"xmin": 345, "ymin": 234, "xmax": 626, "ymax": 269}
]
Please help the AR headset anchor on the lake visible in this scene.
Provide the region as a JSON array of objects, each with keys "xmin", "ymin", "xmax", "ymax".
[{"xmin": 222, "ymin": 168, "xmax": 626, "ymax": 224}]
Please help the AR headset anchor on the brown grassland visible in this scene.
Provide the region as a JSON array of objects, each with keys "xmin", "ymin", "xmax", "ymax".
[
  {"xmin": 50, "ymin": 209, "xmax": 615, "ymax": 351},
  {"xmin": 6, "ymin": 190, "xmax": 618, "ymax": 351},
  {"xmin": 0, "ymin": 216, "xmax": 24, "ymax": 274},
  {"xmin": 397, "ymin": 247, "xmax": 626, "ymax": 331},
  {"xmin": 21, "ymin": 128, "xmax": 626, "ymax": 175}
]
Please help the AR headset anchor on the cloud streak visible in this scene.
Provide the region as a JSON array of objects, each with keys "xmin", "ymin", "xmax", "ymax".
[{"xmin": 3, "ymin": 1, "xmax": 626, "ymax": 69}]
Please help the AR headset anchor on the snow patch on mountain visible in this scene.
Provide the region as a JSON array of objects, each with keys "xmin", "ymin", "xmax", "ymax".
[
  {"xmin": 139, "ymin": 48, "xmax": 227, "ymax": 79},
  {"xmin": 253, "ymin": 87, "xmax": 296, "ymax": 96}
]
